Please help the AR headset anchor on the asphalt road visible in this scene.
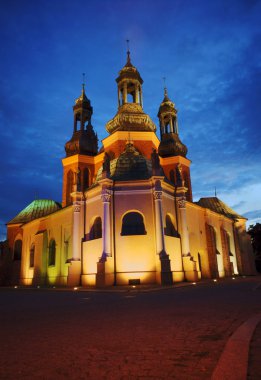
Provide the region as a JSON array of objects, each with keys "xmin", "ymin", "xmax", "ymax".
[{"xmin": 0, "ymin": 277, "xmax": 260, "ymax": 379}]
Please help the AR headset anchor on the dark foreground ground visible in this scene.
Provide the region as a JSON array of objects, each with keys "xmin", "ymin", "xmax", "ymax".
[{"xmin": 0, "ymin": 277, "xmax": 260, "ymax": 380}]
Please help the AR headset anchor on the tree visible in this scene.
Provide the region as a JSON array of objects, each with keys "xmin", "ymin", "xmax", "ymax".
[{"xmin": 248, "ymin": 223, "xmax": 261, "ymax": 273}]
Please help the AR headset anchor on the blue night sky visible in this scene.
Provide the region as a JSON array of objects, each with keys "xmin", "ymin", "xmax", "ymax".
[{"xmin": 0, "ymin": 0, "xmax": 260, "ymax": 239}]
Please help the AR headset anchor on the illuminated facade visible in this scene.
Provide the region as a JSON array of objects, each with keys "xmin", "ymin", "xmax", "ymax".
[{"xmin": 1, "ymin": 51, "xmax": 256, "ymax": 287}]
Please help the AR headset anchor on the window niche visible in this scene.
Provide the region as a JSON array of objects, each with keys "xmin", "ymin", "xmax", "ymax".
[
  {"xmin": 29, "ymin": 244, "xmax": 35, "ymax": 268},
  {"xmin": 89, "ymin": 217, "xmax": 102, "ymax": 240},
  {"xmin": 164, "ymin": 214, "xmax": 178, "ymax": 237},
  {"xmin": 13, "ymin": 239, "xmax": 22, "ymax": 261},
  {"xmin": 121, "ymin": 212, "xmax": 146, "ymax": 236},
  {"xmin": 48, "ymin": 239, "xmax": 56, "ymax": 266}
]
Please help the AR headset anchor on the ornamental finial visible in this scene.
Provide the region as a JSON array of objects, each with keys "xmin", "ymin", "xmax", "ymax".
[
  {"xmin": 82, "ymin": 72, "xmax": 86, "ymax": 92},
  {"xmin": 126, "ymin": 39, "xmax": 131, "ymax": 64},
  {"xmin": 163, "ymin": 76, "xmax": 168, "ymax": 97}
]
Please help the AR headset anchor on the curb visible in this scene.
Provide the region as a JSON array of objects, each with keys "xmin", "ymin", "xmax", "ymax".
[
  {"xmin": 80, "ymin": 276, "xmax": 257, "ymax": 293},
  {"xmin": 211, "ymin": 312, "xmax": 261, "ymax": 380},
  {"xmin": 0, "ymin": 276, "xmax": 257, "ymax": 293}
]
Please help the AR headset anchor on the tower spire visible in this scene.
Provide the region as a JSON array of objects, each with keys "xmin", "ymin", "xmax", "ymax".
[
  {"xmin": 126, "ymin": 39, "xmax": 131, "ymax": 64},
  {"xmin": 163, "ymin": 76, "xmax": 166, "ymax": 89},
  {"xmin": 82, "ymin": 72, "xmax": 86, "ymax": 93},
  {"xmin": 162, "ymin": 77, "xmax": 169, "ymax": 100},
  {"xmin": 157, "ymin": 86, "xmax": 187, "ymax": 157}
]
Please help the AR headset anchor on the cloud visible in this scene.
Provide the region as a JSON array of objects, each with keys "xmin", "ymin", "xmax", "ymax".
[{"xmin": 243, "ymin": 210, "xmax": 261, "ymax": 219}]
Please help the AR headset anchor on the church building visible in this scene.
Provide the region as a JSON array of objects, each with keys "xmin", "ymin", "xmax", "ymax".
[{"xmin": 1, "ymin": 50, "xmax": 256, "ymax": 287}]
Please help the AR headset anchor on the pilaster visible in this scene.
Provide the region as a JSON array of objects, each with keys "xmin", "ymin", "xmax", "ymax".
[
  {"xmin": 177, "ymin": 188, "xmax": 198, "ymax": 282},
  {"xmin": 67, "ymin": 190, "xmax": 83, "ymax": 286},
  {"xmin": 96, "ymin": 179, "xmax": 114, "ymax": 287}
]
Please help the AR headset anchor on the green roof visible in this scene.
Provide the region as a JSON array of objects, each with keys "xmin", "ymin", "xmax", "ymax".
[
  {"xmin": 7, "ymin": 199, "xmax": 62, "ymax": 225},
  {"xmin": 196, "ymin": 197, "xmax": 245, "ymax": 220}
]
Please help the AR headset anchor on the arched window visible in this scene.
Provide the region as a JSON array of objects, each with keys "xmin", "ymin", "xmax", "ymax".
[
  {"xmin": 13, "ymin": 239, "xmax": 22, "ymax": 260},
  {"xmin": 121, "ymin": 212, "xmax": 146, "ymax": 236},
  {"xmin": 120, "ymin": 89, "xmax": 124, "ymax": 106},
  {"xmin": 163, "ymin": 115, "xmax": 171, "ymax": 134},
  {"xmin": 66, "ymin": 170, "xmax": 74, "ymax": 205},
  {"xmin": 74, "ymin": 112, "xmax": 81, "ymax": 131},
  {"xmin": 29, "ymin": 244, "xmax": 35, "ymax": 268},
  {"xmin": 89, "ymin": 217, "xmax": 102, "ymax": 240},
  {"xmin": 83, "ymin": 168, "xmax": 89, "ymax": 192},
  {"xmin": 48, "ymin": 239, "xmax": 56, "ymax": 266},
  {"xmin": 127, "ymin": 92, "xmax": 135, "ymax": 103},
  {"xmin": 225, "ymin": 231, "xmax": 233, "ymax": 256},
  {"xmin": 209, "ymin": 225, "xmax": 220, "ymax": 255},
  {"xmin": 165, "ymin": 214, "xmax": 178, "ymax": 237},
  {"xmin": 127, "ymin": 82, "xmax": 135, "ymax": 103}
]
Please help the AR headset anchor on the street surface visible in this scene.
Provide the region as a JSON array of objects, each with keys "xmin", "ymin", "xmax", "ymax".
[{"xmin": 0, "ymin": 277, "xmax": 260, "ymax": 379}]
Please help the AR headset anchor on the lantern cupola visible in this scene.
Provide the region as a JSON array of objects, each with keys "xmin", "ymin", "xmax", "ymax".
[
  {"xmin": 158, "ymin": 87, "xmax": 187, "ymax": 158},
  {"xmin": 65, "ymin": 83, "xmax": 98, "ymax": 157},
  {"xmin": 116, "ymin": 48, "xmax": 143, "ymax": 108},
  {"xmin": 105, "ymin": 47, "xmax": 156, "ymax": 134}
]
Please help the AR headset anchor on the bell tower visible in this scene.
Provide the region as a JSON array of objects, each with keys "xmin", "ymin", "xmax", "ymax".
[
  {"xmin": 105, "ymin": 48, "xmax": 156, "ymax": 136},
  {"xmin": 158, "ymin": 87, "xmax": 178, "ymax": 136},
  {"xmin": 65, "ymin": 79, "xmax": 98, "ymax": 157},
  {"xmin": 73, "ymin": 83, "xmax": 93, "ymax": 132},
  {"xmin": 116, "ymin": 45, "xmax": 143, "ymax": 108},
  {"xmin": 158, "ymin": 87, "xmax": 192, "ymax": 201},
  {"xmin": 62, "ymin": 81, "xmax": 98, "ymax": 207}
]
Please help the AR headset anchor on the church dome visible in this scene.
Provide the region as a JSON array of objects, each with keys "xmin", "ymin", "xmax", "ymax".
[
  {"xmin": 65, "ymin": 127, "xmax": 98, "ymax": 157},
  {"xmin": 96, "ymin": 143, "xmax": 152, "ymax": 182},
  {"xmin": 112, "ymin": 143, "xmax": 152, "ymax": 180},
  {"xmin": 74, "ymin": 88, "xmax": 91, "ymax": 106},
  {"xmin": 157, "ymin": 90, "xmax": 176, "ymax": 116},
  {"xmin": 105, "ymin": 103, "xmax": 156, "ymax": 134},
  {"xmin": 158, "ymin": 133, "xmax": 188, "ymax": 158}
]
